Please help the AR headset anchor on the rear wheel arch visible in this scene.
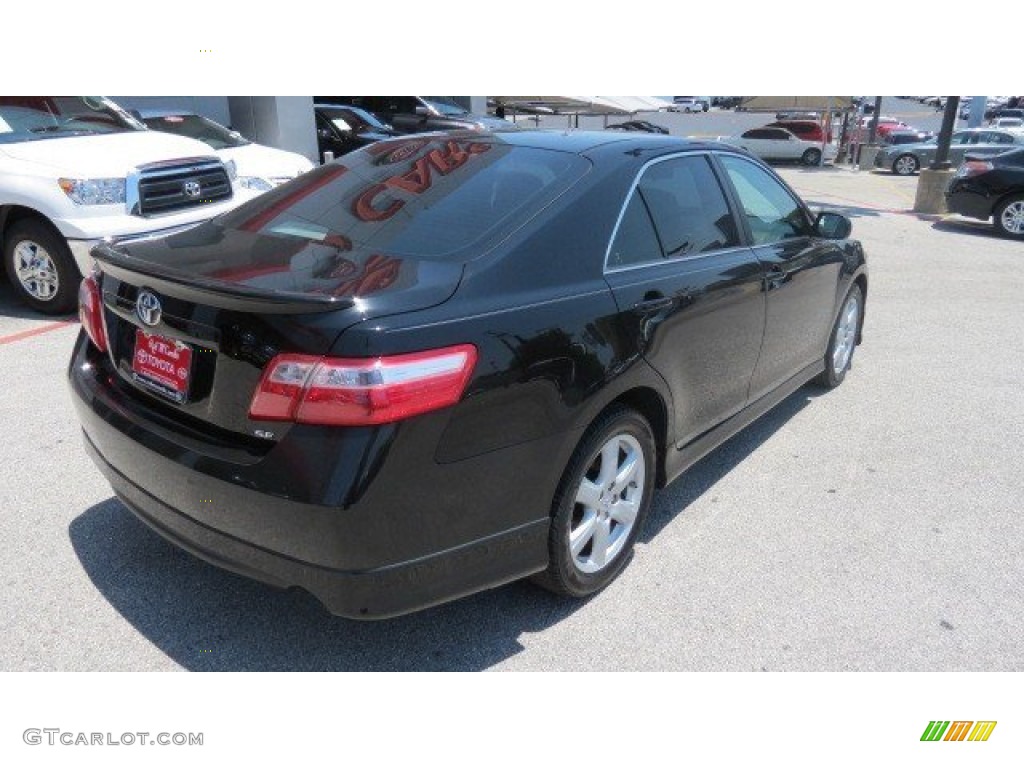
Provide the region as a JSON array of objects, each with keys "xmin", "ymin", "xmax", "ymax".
[{"xmin": 592, "ymin": 387, "xmax": 670, "ymax": 488}]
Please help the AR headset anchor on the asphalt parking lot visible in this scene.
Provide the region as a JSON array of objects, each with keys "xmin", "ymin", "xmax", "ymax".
[{"xmin": 1, "ymin": 163, "xmax": 1022, "ymax": 672}]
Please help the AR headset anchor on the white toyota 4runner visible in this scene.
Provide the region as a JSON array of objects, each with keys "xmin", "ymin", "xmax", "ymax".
[{"xmin": 0, "ymin": 96, "xmax": 253, "ymax": 314}]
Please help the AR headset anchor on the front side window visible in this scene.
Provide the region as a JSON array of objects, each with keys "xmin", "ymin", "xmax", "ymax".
[{"xmin": 719, "ymin": 155, "xmax": 811, "ymax": 246}]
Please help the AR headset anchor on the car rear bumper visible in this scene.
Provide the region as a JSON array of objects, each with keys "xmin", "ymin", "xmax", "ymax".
[
  {"xmin": 68, "ymin": 335, "xmax": 555, "ymax": 619},
  {"xmin": 945, "ymin": 180, "xmax": 996, "ymax": 221}
]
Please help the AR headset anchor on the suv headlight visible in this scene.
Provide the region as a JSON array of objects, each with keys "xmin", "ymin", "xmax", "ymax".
[
  {"xmin": 58, "ymin": 178, "xmax": 126, "ymax": 205},
  {"xmin": 238, "ymin": 176, "xmax": 274, "ymax": 192},
  {"xmin": 225, "ymin": 158, "xmax": 238, "ymax": 180}
]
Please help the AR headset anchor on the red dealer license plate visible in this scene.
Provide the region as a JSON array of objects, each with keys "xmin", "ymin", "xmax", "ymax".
[{"xmin": 131, "ymin": 330, "xmax": 193, "ymax": 404}]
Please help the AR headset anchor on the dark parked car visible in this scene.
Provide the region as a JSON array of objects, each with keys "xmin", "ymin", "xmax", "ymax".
[
  {"xmin": 605, "ymin": 120, "xmax": 669, "ymax": 134},
  {"xmin": 314, "ymin": 104, "xmax": 398, "ymax": 160},
  {"xmin": 314, "ymin": 96, "xmax": 511, "ymax": 135},
  {"xmin": 70, "ymin": 130, "xmax": 867, "ymax": 619},
  {"xmin": 946, "ymin": 148, "xmax": 1024, "ymax": 239}
]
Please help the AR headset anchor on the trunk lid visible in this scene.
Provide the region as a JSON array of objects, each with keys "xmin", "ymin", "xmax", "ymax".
[{"xmin": 92, "ymin": 221, "xmax": 463, "ymax": 443}]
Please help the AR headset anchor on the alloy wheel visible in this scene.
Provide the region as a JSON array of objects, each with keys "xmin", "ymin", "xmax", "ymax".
[
  {"xmin": 894, "ymin": 155, "xmax": 918, "ymax": 175},
  {"xmin": 13, "ymin": 240, "xmax": 60, "ymax": 302},
  {"xmin": 1000, "ymin": 200, "xmax": 1024, "ymax": 235},
  {"xmin": 831, "ymin": 291, "xmax": 860, "ymax": 376},
  {"xmin": 570, "ymin": 433, "xmax": 645, "ymax": 574}
]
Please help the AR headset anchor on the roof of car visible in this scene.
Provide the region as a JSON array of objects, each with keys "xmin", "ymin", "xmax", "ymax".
[{"xmin": 439, "ymin": 129, "xmax": 730, "ymax": 157}]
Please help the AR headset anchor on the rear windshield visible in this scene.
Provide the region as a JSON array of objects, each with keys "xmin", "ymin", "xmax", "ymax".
[{"xmin": 215, "ymin": 136, "xmax": 589, "ymax": 259}]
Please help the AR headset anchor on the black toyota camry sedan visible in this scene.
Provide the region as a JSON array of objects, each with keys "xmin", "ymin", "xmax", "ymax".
[
  {"xmin": 70, "ymin": 130, "xmax": 867, "ymax": 619},
  {"xmin": 946, "ymin": 148, "xmax": 1024, "ymax": 239}
]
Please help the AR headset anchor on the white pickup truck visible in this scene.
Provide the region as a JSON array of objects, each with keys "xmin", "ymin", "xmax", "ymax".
[{"xmin": 1, "ymin": 96, "xmax": 252, "ymax": 313}]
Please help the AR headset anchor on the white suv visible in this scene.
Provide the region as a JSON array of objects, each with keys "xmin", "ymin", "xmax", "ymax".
[{"xmin": 0, "ymin": 96, "xmax": 252, "ymax": 313}]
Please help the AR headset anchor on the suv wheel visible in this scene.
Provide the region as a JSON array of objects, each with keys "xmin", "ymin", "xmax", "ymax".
[{"xmin": 3, "ymin": 218, "xmax": 79, "ymax": 314}]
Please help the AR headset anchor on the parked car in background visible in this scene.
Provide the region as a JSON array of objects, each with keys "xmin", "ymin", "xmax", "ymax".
[
  {"xmin": 882, "ymin": 129, "xmax": 935, "ymax": 146},
  {"xmin": 712, "ymin": 96, "xmax": 742, "ymax": 109},
  {"xmin": 69, "ymin": 130, "xmax": 866, "ymax": 619},
  {"xmin": 314, "ymin": 104, "xmax": 399, "ymax": 161},
  {"xmin": 694, "ymin": 97, "xmax": 711, "ymax": 112},
  {"xmin": 606, "ymin": 120, "xmax": 669, "ymax": 134},
  {"xmin": 767, "ymin": 119, "xmax": 832, "ymax": 143},
  {"xmin": 669, "ymin": 98, "xmax": 702, "ymax": 113},
  {"xmin": 874, "ymin": 128, "xmax": 1024, "ymax": 175},
  {"xmin": 0, "ymin": 96, "xmax": 245, "ymax": 313},
  {"xmin": 946, "ymin": 148, "xmax": 1024, "ymax": 239},
  {"xmin": 775, "ymin": 111, "xmax": 819, "ymax": 121},
  {"xmin": 314, "ymin": 97, "xmax": 511, "ymax": 135},
  {"xmin": 991, "ymin": 117, "xmax": 1023, "ymax": 130},
  {"xmin": 140, "ymin": 111, "xmax": 313, "ymax": 194},
  {"xmin": 718, "ymin": 127, "xmax": 838, "ymax": 165},
  {"xmin": 986, "ymin": 106, "xmax": 1023, "ymax": 122}
]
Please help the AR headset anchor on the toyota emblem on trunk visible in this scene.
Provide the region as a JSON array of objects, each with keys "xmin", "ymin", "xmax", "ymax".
[
  {"xmin": 136, "ymin": 290, "xmax": 162, "ymax": 327},
  {"xmin": 183, "ymin": 180, "xmax": 202, "ymax": 198}
]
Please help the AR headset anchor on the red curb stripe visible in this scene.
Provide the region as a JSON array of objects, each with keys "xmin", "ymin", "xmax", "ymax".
[{"xmin": 0, "ymin": 320, "xmax": 77, "ymax": 346}]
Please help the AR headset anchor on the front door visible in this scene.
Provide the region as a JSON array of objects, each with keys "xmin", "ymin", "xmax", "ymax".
[{"xmin": 716, "ymin": 154, "xmax": 844, "ymax": 401}]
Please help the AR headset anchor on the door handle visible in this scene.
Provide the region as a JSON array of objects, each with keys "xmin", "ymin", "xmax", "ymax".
[
  {"xmin": 632, "ymin": 295, "xmax": 676, "ymax": 313},
  {"xmin": 765, "ymin": 265, "xmax": 787, "ymax": 289}
]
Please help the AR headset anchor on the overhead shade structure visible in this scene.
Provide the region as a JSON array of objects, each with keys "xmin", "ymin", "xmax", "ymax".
[
  {"xmin": 599, "ymin": 96, "xmax": 671, "ymax": 112},
  {"xmin": 737, "ymin": 96, "xmax": 857, "ymax": 112},
  {"xmin": 493, "ymin": 96, "xmax": 633, "ymax": 115}
]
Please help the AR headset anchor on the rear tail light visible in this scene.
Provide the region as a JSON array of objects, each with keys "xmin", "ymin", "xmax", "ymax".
[
  {"xmin": 78, "ymin": 273, "xmax": 108, "ymax": 353},
  {"xmin": 957, "ymin": 160, "xmax": 993, "ymax": 178},
  {"xmin": 249, "ymin": 344, "xmax": 477, "ymax": 426}
]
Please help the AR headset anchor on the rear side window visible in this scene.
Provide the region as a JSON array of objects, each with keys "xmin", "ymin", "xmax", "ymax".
[
  {"xmin": 637, "ymin": 156, "xmax": 740, "ymax": 256},
  {"xmin": 607, "ymin": 193, "xmax": 662, "ymax": 268},
  {"xmin": 216, "ymin": 137, "xmax": 589, "ymax": 260}
]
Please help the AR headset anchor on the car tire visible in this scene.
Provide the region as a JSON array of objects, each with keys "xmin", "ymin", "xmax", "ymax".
[
  {"xmin": 892, "ymin": 154, "xmax": 919, "ymax": 175},
  {"xmin": 815, "ymin": 284, "xmax": 863, "ymax": 389},
  {"xmin": 2, "ymin": 218, "xmax": 79, "ymax": 314},
  {"xmin": 531, "ymin": 406, "xmax": 656, "ymax": 598},
  {"xmin": 801, "ymin": 148, "xmax": 822, "ymax": 166},
  {"xmin": 993, "ymin": 194, "xmax": 1024, "ymax": 240}
]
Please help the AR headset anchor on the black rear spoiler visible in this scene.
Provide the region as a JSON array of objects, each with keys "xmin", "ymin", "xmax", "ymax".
[{"xmin": 91, "ymin": 242, "xmax": 355, "ymax": 315}]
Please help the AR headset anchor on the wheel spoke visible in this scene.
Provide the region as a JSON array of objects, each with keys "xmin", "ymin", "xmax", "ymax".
[
  {"xmin": 597, "ymin": 440, "xmax": 620, "ymax": 486},
  {"xmin": 588, "ymin": 518, "xmax": 612, "ymax": 568},
  {"xmin": 611, "ymin": 449, "xmax": 639, "ymax": 494},
  {"xmin": 575, "ymin": 479, "xmax": 602, "ymax": 509},
  {"xmin": 570, "ymin": 511, "xmax": 598, "ymax": 557}
]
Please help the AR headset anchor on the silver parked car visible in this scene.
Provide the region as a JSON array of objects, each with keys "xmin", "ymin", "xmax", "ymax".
[{"xmin": 874, "ymin": 128, "xmax": 1024, "ymax": 175}]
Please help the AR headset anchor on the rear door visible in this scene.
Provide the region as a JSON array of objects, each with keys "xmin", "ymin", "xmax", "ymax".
[
  {"xmin": 716, "ymin": 153, "xmax": 844, "ymax": 401},
  {"xmin": 603, "ymin": 153, "xmax": 766, "ymax": 446}
]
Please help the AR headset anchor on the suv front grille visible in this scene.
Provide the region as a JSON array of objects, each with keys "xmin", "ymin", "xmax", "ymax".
[{"xmin": 132, "ymin": 160, "xmax": 232, "ymax": 216}]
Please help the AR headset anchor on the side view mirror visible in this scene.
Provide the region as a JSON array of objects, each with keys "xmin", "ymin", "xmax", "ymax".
[
  {"xmin": 414, "ymin": 105, "xmax": 430, "ymax": 117},
  {"xmin": 815, "ymin": 211, "xmax": 852, "ymax": 240}
]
